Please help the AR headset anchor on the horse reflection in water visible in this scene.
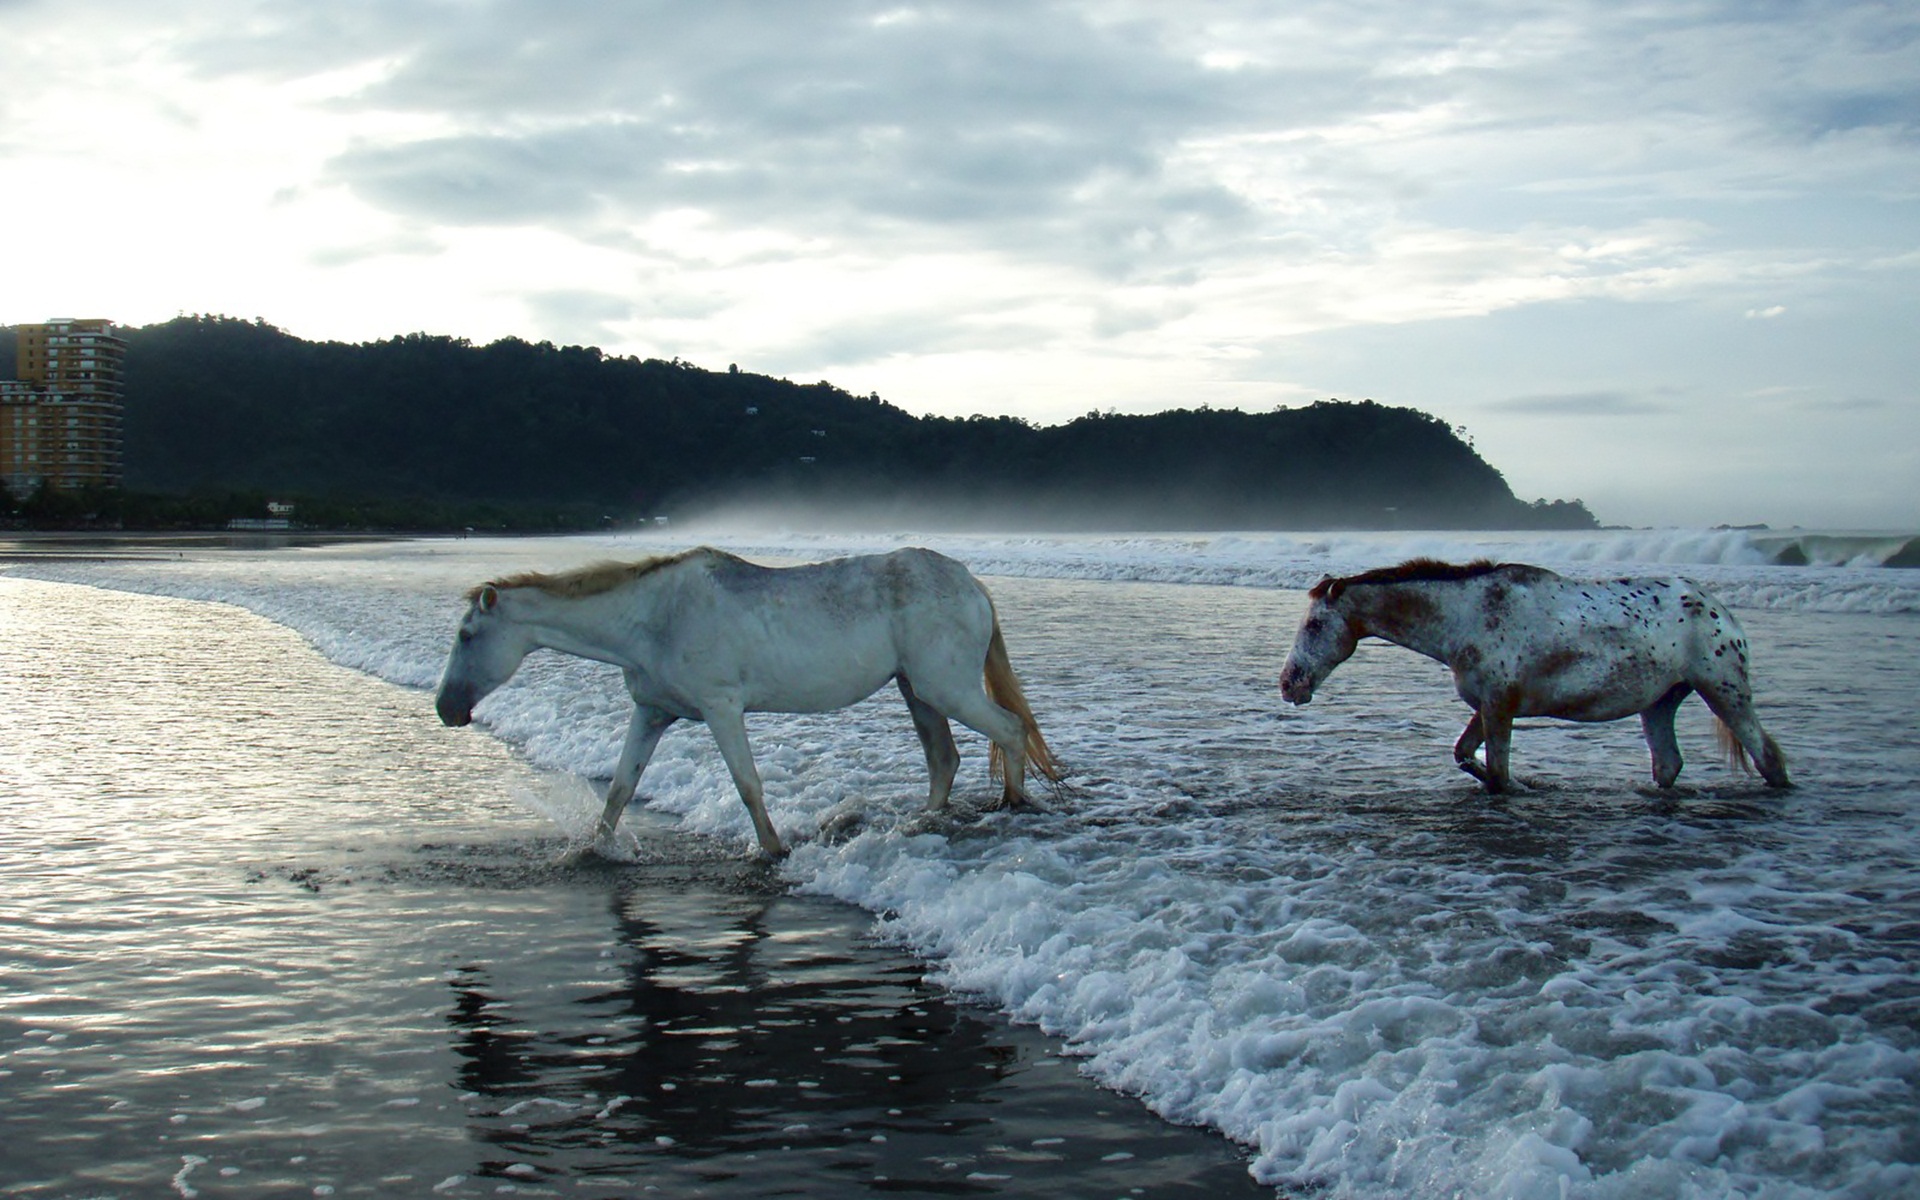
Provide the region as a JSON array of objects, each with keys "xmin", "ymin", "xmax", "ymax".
[
  {"xmin": 435, "ymin": 546, "xmax": 1062, "ymax": 858},
  {"xmin": 443, "ymin": 884, "xmax": 1013, "ymax": 1161},
  {"xmin": 440, "ymin": 880, "xmax": 1272, "ymax": 1196},
  {"xmin": 1279, "ymin": 558, "xmax": 1792, "ymax": 794}
]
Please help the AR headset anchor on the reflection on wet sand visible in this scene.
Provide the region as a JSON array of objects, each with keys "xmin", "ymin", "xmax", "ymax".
[
  {"xmin": 1, "ymin": 576, "xmax": 1267, "ymax": 1199},
  {"xmin": 441, "ymin": 872, "xmax": 1270, "ymax": 1195}
]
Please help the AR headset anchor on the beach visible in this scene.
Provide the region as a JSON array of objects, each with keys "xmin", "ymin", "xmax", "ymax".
[
  {"xmin": 5, "ymin": 527, "xmax": 1918, "ymax": 1198},
  {"xmin": 0, "ymin": 572, "xmax": 1268, "ymax": 1198}
]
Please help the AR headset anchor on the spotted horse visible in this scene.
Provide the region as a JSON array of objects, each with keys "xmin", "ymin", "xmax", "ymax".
[{"xmin": 1278, "ymin": 558, "xmax": 1792, "ymax": 793}]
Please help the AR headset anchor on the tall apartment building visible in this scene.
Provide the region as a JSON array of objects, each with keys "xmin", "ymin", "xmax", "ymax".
[{"xmin": 1, "ymin": 318, "xmax": 126, "ymax": 500}]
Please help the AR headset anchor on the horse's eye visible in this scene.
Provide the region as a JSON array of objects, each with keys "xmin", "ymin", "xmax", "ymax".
[
  {"xmin": 1303, "ymin": 618, "xmax": 1323, "ymax": 635},
  {"xmin": 459, "ymin": 629, "xmax": 474, "ymax": 644}
]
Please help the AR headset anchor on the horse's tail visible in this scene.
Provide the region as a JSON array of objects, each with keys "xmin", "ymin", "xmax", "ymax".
[
  {"xmin": 1715, "ymin": 716, "xmax": 1791, "ymax": 785},
  {"xmin": 984, "ymin": 614, "xmax": 1064, "ymax": 785}
]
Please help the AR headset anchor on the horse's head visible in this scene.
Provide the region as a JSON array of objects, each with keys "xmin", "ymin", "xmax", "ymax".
[
  {"xmin": 1279, "ymin": 578, "xmax": 1359, "ymax": 705},
  {"xmin": 436, "ymin": 584, "xmax": 537, "ymax": 727}
]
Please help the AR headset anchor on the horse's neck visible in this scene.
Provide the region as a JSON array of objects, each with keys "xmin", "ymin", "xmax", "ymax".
[
  {"xmin": 1349, "ymin": 582, "xmax": 1464, "ymax": 663},
  {"xmin": 510, "ymin": 585, "xmax": 656, "ymax": 668}
]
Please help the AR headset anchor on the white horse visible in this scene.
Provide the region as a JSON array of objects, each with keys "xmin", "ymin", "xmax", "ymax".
[
  {"xmin": 1278, "ymin": 558, "xmax": 1791, "ymax": 793},
  {"xmin": 435, "ymin": 546, "xmax": 1062, "ymax": 857}
]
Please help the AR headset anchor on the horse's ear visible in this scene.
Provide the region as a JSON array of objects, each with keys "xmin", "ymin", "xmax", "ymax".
[
  {"xmin": 1323, "ymin": 578, "xmax": 1346, "ymax": 604},
  {"xmin": 478, "ymin": 585, "xmax": 499, "ymax": 613}
]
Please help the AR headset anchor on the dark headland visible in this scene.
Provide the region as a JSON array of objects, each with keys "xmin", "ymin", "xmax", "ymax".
[{"xmin": 6, "ymin": 316, "xmax": 1598, "ymax": 533}]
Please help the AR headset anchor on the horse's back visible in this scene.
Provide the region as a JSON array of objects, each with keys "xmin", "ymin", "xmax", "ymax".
[
  {"xmin": 869, "ymin": 547, "xmax": 996, "ymax": 647},
  {"xmin": 679, "ymin": 548, "xmax": 992, "ymax": 708},
  {"xmin": 1490, "ymin": 571, "xmax": 1756, "ymax": 718},
  {"xmin": 1563, "ymin": 574, "xmax": 1744, "ymax": 652},
  {"xmin": 1426, "ymin": 568, "xmax": 1660, "ymax": 718},
  {"xmin": 830, "ymin": 548, "xmax": 998, "ymax": 676},
  {"xmin": 705, "ymin": 546, "xmax": 986, "ymax": 623}
]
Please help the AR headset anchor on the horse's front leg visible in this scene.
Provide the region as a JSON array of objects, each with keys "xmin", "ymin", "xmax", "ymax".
[
  {"xmin": 1453, "ymin": 713, "xmax": 1490, "ymax": 784},
  {"xmin": 704, "ymin": 707, "xmax": 787, "ymax": 858},
  {"xmin": 595, "ymin": 704, "xmax": 677, "ymax": 845}
]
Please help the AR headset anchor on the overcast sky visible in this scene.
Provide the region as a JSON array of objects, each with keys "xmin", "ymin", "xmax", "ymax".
[{"xmin": 6, "ymin": 0, "xmax": 1916, "ymax": 528}]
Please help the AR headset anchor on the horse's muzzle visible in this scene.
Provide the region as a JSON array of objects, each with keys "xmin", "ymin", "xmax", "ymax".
[
  {"xmin": 436, "ymin": 688, "xmax": 474, "ymax": 727},
  {"xmin": 1278, "ymin": 668, "xmax": 1313, "ymax": 705}
]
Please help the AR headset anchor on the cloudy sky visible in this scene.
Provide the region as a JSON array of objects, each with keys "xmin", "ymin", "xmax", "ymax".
[{"xmin": 6, "ymin": 0, "xmax": 1916, "ymax": 527}]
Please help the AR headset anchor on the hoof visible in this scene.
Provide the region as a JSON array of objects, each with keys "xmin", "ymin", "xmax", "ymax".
[
  {"xmin": 988, "ymin": 787, "xmax": 1049, "ymax": 813},
  {"xmin": 818, "ymin": 803, "xmax": 869, "ymax": 844},
  {"xmin": 900, "ymin": 810, "xmax": 959, "ymax": 838},
  {"xmin": 557, "ymin": 824, "xmax": 628, "ymax": 865}
]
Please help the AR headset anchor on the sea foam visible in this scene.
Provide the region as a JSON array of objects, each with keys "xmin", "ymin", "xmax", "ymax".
[{"xmin": 8, "ymin": 529, "xmax": 1919, "ymax": 1199}]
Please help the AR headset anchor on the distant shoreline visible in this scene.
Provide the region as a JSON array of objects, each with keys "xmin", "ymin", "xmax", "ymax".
[
  {"xmin": 0, "ymin": 529, "xmax": 412, "ymax": 562},
  {"xmin": 4, "ymin": 525, "xmax": 1914, "ymax": 571}
]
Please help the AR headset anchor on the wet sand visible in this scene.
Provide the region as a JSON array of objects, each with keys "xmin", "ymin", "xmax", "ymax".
[
  {"xmin": 295, "ymin": 829, "xmax": 1277, "ymax": 1198},
  {"xmin": 0, "ymin": 574, "xmax": 1270, "ymax": 1198}
]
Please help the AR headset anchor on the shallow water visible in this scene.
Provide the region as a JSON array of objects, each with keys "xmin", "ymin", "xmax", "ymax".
[
  {"xmin": 0, "ymin": 576, "xmax": 1266, "ymax": 1199},
  {"xmin": 6, "ymin": 530, "xmax": 1919, "ymax": 1199}
]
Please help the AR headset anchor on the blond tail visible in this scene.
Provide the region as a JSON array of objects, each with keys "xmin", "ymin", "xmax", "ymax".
[
  {"xmin": 1714, "ymin": 717, "xmax": 1753, "ymax": 775},
  {"xmin": 984, "ymin": 619, "xmax": 1064, "ymax": 785}
]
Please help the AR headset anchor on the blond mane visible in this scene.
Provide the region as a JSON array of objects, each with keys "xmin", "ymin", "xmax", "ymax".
[{"xmin": 468, "ymin": 547, "xmax": 729, "ymax": 600}]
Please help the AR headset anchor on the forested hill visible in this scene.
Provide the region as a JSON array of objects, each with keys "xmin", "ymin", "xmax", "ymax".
[{"xmin": 111, "ymin": 316, "xmax": 1596, "ymax": 530}]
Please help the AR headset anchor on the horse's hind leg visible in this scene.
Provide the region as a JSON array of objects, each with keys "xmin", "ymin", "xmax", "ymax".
[
  {"xmin": 897, "ymin": 676, "xmax": 960, "ymax": 811},
  {"xmin": 1696, "ymin": 685, "xmax": 1791, "ymax": 788},
  {"xmin": 923, "ymin": 687, "xmax": 1033, "ymax": 809},
  {"xmin": 704, "ymin": 707, "xmax": 788, "ymax": 857},
  {"xmin": 1454, "ymin": 709, "xmax": 1514, "ymax": 792},
  {"xmin": 1479, "ymin": 708, "xmax": 1516, "ymax": 794},
  {"xmin": 1639, "ymin": 684, "xmax": 1690, "ymax": 788}
]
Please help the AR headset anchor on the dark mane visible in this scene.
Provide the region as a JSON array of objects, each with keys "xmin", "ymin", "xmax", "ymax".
[
  {"xmin": 470, "ymin": 546, "xmax": 736, "ymax": 600},
  {"xmin": 1310, "ymin": 557, "xmax": 1548, "ymax": 600}
]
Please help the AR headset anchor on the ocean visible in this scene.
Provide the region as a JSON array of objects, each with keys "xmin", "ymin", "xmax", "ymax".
[{"xmin": 3, "ymin": 526, "xmax": 1917, "ymax": 1199}]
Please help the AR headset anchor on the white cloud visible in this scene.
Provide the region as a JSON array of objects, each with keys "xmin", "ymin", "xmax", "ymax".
[{"xmin": 3, "ymin": 0, "xmax": 1917, "ymax": 525}]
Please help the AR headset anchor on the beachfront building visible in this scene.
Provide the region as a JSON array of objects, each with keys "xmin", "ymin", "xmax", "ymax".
[{"xmin": 1, "ymin": 318, "xmax": 126, "ymax": 500}]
